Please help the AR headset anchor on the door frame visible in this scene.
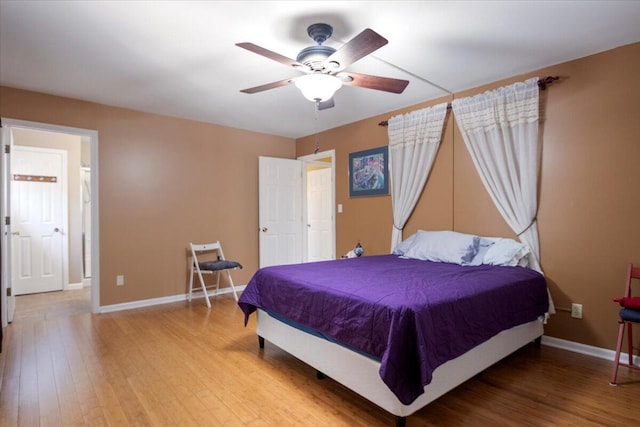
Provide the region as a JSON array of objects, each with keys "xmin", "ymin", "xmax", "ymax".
[
  {"xmin": 12, "ymin": 145, "xmax": 68, "ymax": 295},
  {"xmin": 1, "ymin": 118, "xmax": 100, "ymax": 325},
  {"xmin": 298, "ymin": 149, "xmax": 336, "ymax": 262}
]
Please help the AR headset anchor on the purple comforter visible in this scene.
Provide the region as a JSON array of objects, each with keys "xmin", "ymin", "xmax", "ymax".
[{"xmin": 238, "ymin": 255, "xmax": 548, "ymax": 405}]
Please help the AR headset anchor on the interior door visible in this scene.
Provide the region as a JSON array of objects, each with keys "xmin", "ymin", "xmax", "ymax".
[
  {"xmin": 11, "ymin": 146, "xmax": 65, "ymax": 295},
  {"xmin": 258, "ymin": 156, "xmax": 303, "ymax": 268},
  {"xmin": 306, "ymin": 167, "xmax": 333, "ymax": 262}
]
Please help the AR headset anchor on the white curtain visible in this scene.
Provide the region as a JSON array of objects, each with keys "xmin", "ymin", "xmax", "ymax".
[
  {"xmin": 452, "ymin": 77, "xmax": 555, "ymax": 314},
  {"xmin": 388, "ymin": 103, "xmax": 448, "ymax": 251}
]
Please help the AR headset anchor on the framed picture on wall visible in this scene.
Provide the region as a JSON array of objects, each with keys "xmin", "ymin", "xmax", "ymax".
[{"xmin": 348, "ymin": 146, "xmax": 389, "ymax": 197}]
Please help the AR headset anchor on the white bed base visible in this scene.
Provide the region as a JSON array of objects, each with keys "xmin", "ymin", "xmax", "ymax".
[{"xmin": 257, "ymin": 309, "xmax": 543, "ymax": 418}]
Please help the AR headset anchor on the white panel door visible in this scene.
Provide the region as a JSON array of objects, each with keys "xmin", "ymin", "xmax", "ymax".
[
  {"xmin": 307, "ymin": 167, "xmax": 333, "ymax": 262},
  {"xmin": 11, "ymin": 147, "xmax": 65, "ymax": 295},
  {"xmin": 259, "ymin": 156, "xmax": 302, "ymax": 268}
]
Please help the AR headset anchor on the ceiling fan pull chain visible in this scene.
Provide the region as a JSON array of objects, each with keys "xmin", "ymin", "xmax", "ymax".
[{"xmin": 314, "ymin": 101, "xmax": 320, "ymax": 154}]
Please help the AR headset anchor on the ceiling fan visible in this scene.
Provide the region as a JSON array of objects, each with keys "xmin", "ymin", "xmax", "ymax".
[{"xmin": 236, "ymin": 23, "xmax": 409, "ymax": 110}]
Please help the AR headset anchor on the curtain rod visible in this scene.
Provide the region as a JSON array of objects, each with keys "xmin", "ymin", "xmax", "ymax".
[{"xmin": 378, "ymin": 76, "xmax": 559, "ymax": 127}]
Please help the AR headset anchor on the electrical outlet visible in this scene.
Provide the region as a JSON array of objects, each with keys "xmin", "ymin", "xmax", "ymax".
[
  {"xmin": 571, "ymin": 303, "xmax": 583, "ymax": 319},
  {"xmin": 116, "ymin": 275, "xmax": 124, "ymax": 286}
]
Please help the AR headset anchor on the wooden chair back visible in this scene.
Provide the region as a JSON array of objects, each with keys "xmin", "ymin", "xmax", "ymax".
[{"xmin": 624, "ymin": 263, "xmax": 640, "ymax": 298}]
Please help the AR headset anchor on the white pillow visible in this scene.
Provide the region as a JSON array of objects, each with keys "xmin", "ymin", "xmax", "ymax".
[
  {"xmin": 468, "ymin": 238, "xmax": 495, "ymax": 266},
  {"xmin": 402, "ymin": 230, "xmax": 480, "ymax": 265},
  {"xmin": 482, "ymin": 238, "xmax": 530, "ymax": 267},
  {"xmin": 392, "ymin": 232, "xmax": 419, "ymax": 256}
]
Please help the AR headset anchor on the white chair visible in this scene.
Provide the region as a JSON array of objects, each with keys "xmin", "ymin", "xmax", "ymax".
[{"xmin": 189, "ymin": 241, "xmax": 241, "ymax": 307}]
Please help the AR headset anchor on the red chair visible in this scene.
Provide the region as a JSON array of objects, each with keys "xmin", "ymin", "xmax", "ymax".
[{"xmin": 610, "ymin": 263, "xmax": 640, "ymax": 385}]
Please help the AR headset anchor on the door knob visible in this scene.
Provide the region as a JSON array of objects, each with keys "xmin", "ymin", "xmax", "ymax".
[
  {"xmin": 54, "ymin": 228, "xmax": 60, "ymax": 232},
  {"xmin": 11, "ymin": 231, "xmax": 20, "ymax": 235},
  {"xmin": 261, "ymin": 227, "xmax": 268, "ymax": 232}
]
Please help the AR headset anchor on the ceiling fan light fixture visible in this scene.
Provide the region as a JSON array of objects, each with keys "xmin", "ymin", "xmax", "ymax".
[{"xmin": 294, "ymin": 74, "xmax": 342, "ymax": 102}]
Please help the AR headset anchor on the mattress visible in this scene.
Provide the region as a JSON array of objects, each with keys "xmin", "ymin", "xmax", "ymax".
[{"xmin": 238, "ymin": 255, "xmax": 548, "ymax": 404}]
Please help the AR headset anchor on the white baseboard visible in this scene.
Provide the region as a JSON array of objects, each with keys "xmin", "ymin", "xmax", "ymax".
[
  {"xmin": 82, "ymin": 277, "xmax": 92, "ymax": 287},
  {"xmin": 99, "ymin": 285, "xmax": 246, "ymax": 314},
  {"xmin": 542, "ymin": 335, "xmax": 639, "ymax": 365},
  {"xmin": 65, "ymin": 282, "xmax": 84, "ymax": 291},
  {"xmin": 98, "ymin": 293, "xmax": 635, "ymax": 366}
]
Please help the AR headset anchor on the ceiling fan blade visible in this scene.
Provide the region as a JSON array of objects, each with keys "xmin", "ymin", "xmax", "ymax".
[
  {"xmin": 339, "ymin": 72, "xmax": 409, "ymax": 94},
  {"xmin": 240, "ymin": 78, "xmax": 294, "ymax": 94},
  {"xmin": 236, "ymin": 42, "xmax": 306, "ymax": 69},
  {"xmin": 317, "ymin": 98, "xmax": 335, "ymax": 110},
  {"xmin": 324, "ymin": 29, "xmax": 388, "ymax": 71}
]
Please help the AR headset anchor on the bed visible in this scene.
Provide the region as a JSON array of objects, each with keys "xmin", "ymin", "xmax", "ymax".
[{"xmin": 238, "ymin": 232, "xmax": 549, "ymax": 426}]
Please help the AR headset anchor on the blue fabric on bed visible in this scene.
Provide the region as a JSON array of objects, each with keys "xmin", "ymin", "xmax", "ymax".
[
  {"xmin": 199, "ymin": 260, "xmax": 242, "ymax": 271},
  {"xmin": 264, "ymin": 309, "xmax": 380, "ymax": 361},
  {"xmin": 238, "ymin": 255, "xmax": 548, "ymax": 405}
]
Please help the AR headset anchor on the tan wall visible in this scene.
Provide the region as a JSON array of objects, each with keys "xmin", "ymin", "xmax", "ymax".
[
  {"xmin": 1, "ymin": 87, "xmax": 295, "ymax": 306},
  {"xmin": 12, "ymin": 128, "xmax": 84, "ymax": 285},
  {"xmin": 296, "ymin": 42, "xmax": 640, "ymax": 351},
  {"xmin": 2, "ymin": 42, "xmax": 637, "ymax": 349}
]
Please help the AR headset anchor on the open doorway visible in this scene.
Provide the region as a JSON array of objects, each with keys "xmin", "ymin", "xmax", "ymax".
[
  {"xmin": 1, "ymin": 119, "xmax": 99, "ymax": 328},
  {"xmin": 257, "ymin": 150, "xmax": 335, "ymax": 268},
  {"xmin": 300, "ymin": 150, "xmax": 335, "ymax": 262}
]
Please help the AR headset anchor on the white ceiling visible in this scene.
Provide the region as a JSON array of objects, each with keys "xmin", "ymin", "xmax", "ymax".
[{"xmin": 1, "ymin": 1, "xmax": 639, "ymax": 139}]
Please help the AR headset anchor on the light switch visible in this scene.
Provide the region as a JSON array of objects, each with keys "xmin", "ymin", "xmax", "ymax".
[{"xmin": 338, "ymin": 203, "xmax": 343, "ymax": 213}]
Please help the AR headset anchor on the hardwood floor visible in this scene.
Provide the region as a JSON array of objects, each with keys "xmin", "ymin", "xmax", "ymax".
[
  {"xmin": 1, "ymin": 290, "xmax": 638, "ymax": 426},
  {"xmin": 10, "ymin": 288, "xmax": 91, "ymax": 324}
]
